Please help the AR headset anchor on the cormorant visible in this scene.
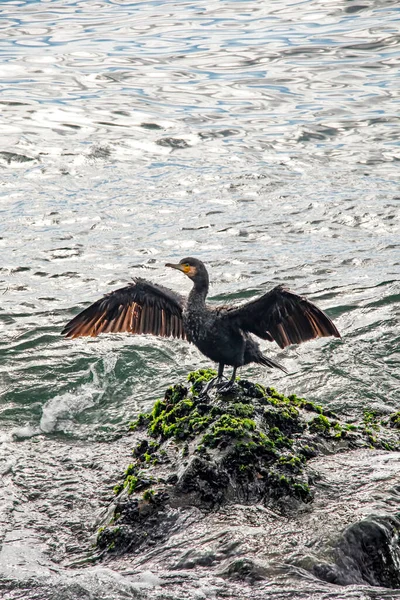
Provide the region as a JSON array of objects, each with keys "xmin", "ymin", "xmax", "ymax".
[{"xmin": 62, "ymin": 257, "xmax": 340, "ymax": 391}]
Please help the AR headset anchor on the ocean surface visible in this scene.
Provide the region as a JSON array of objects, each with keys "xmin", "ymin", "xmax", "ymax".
[{"xmin": 0, "ymin": 0, "xmax": 399, "ymax": 598}]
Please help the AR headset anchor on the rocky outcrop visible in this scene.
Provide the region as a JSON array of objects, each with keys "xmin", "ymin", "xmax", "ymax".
[{"xmin": 97, "ymin": 369, "xmax": 400, "ymax": 556}]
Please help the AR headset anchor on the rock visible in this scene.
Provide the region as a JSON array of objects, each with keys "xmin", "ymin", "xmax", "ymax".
[{"xmin": 97, "ymin": 369, "xmax": 400, "ymax": 556}]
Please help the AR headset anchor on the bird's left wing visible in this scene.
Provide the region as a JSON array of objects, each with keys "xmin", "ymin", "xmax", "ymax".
[
  {"xmin": 62, "ymin": 277, "xmax": 186, "ymax": 340},
  {"xmin": 223, "ymin": 285, "xmax": 340, "ymax": 348}
]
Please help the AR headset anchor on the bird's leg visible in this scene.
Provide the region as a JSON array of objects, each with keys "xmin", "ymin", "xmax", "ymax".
[
  {"xmin": 216, "ymin": 366, "xmax": 238, "ymax": 393},
  {"xmin": 217, "ymin": 362, "xmax": 225, "ymax": 380},
  {"xmin": 200, "ymin": 363, "xmax": 226, "ymax": 396}
]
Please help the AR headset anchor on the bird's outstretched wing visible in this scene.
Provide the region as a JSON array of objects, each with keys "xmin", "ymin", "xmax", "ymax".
[
  {"xmin": 223, "ymin": 285, "xmax": 340, "ymax": 348},
  {"xmin": 62, "ymin": 278, "xmax": 186, "ymax": 340}
]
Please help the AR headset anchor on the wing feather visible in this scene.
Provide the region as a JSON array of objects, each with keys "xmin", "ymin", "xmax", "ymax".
[
  {"xmin": 114, "ymin": 305, "xmax": 128, "ymax": 332},
  {"xmin": 62, "ymin": 278, "xmax": 186, "ymax": 340},
  {"xmin": 225, "ymin": 285, "xmax": 340, "ymax": 349}
]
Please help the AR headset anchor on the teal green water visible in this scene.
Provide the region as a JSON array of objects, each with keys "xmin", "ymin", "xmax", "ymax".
[{"xmin": 0, "ymin": 0, "xmax": 399, "ymax": 598}]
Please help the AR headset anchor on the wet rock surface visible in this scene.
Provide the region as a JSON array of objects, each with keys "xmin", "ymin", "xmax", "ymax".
[
  {"xmin": 97, "ymin": 370, "xmax": 400, "ymax": 568},
  {"xmin": 313, "ymin": 513, "xmax": 400, "ymax": 588}
]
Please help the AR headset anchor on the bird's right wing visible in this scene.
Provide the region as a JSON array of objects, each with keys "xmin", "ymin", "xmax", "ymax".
[
  {"xmin": 223, "ymin": 285, "xmax": 340, "ymax": 348},
  {"xmin": 61, "ymin": 277, "xmax": 186, "ymax": 340}
]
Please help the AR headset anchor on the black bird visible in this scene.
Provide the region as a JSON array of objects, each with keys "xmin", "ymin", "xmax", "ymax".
[{"xmin": 62, "ymin": 257, "xmax": 340, "ymax": 391}]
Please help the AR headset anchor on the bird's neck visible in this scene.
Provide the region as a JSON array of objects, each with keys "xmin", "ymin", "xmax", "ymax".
[{"xmin": 188, "ymin": 280, "xmax": 208, "ymax": 306}]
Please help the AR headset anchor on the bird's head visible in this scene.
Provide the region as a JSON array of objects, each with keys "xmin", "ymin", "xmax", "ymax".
[{"xmin": 165, "ymin": 257, "xmax": 209, "ymax": 289}]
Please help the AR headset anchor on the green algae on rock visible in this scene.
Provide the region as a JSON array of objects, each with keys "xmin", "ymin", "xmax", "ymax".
[{"xmin": 97, "ymin": 370, "xmax": 400, "ymax": 556}]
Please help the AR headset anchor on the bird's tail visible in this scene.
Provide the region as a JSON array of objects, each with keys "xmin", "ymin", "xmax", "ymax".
[{"xmin": 258, "ymin": 354, "xmax": 288, "ymax": 374}]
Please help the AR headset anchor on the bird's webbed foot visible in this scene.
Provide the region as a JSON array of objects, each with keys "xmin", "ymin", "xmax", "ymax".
[
  {"xmin": 214, "ymin": 366, "xmax": 238, "ymax": 395},
  {"xmin": 200, "ymin": 376, "xmax": 226, "ymax": 397},
  {"xmin": 214, "ymin": 379, "xmax": 237, "ymax": 395},
  {"xmin": 200, "ymin": 377, "xmax": 239, "ymax": 397}
]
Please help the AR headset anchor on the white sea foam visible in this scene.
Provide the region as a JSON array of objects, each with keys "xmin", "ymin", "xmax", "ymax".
[
  {"xmin": 11, "ymin": 424, "xmax": 40, "ymax": 440},
  {"xmin": 39, "ymin": 387, "xmax": 96, "ymax": 433},
  {"xmin": 39, "ymin": 355, "xmax": 117, "ymax": 434}
]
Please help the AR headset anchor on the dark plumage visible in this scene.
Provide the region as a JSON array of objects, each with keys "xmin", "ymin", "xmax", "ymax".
[{"xmin": 62, "ymin": 257, "xmax": 340, "ymax": 391}]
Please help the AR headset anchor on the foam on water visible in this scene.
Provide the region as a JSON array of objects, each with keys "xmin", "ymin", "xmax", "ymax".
[{"xmin": 39, "ymin": 386, "xmax": 97, "ymax": 433}]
